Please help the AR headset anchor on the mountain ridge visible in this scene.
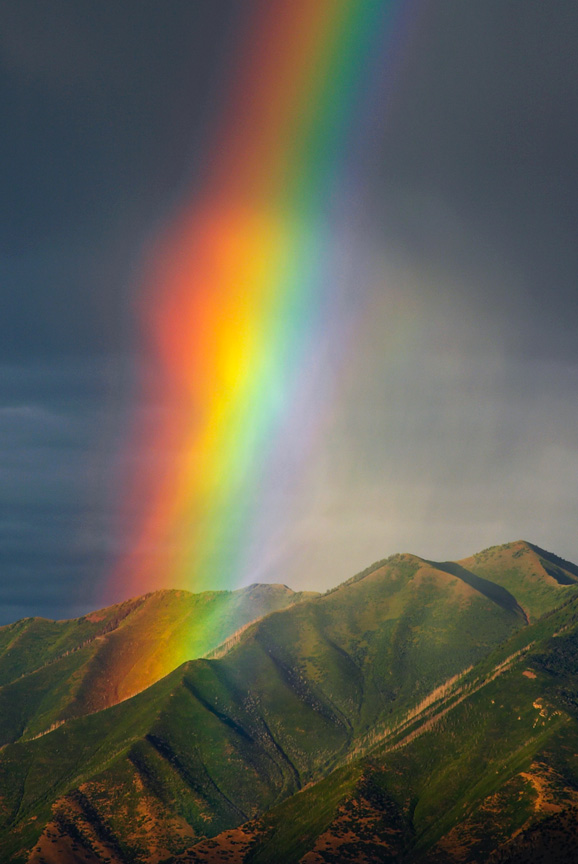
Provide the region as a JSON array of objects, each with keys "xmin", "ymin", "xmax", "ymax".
[{"xmin": 1, "ymin": 539, "xmax": 578, "ymax": 862}]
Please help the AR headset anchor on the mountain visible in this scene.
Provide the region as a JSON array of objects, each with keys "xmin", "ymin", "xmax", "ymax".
[
  {"xmin": 1, "ymin": 542, "xmax": 578, "ymax": 862},
  {"xmin": 212, "ymin": 596, "xmax": 578, "ymax": 864},
  {"xmin": 0, "ymin": 583, "xmax": 314, "ymax": 746},
  {"xmin": 459, "ymin": 540, "xmax": 578, "ymax": 621}
]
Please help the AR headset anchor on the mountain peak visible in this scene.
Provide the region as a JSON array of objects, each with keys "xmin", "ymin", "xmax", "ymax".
[
  {"xmin": 459, "ymin": 540, "xmax": 578, "ymax": 622},
  {"xmin": 237, "ymin": 582, "xmax": 294, "ymax": 594}
]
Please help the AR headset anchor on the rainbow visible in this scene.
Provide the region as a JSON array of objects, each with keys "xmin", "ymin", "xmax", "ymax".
[{"xmin": 107, "ymin": 0, "xmax": 410, "ymax": 599}]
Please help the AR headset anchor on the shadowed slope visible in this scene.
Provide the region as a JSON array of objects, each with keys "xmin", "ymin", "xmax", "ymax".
[
  {"xmin": 526, "ymin": 541, "xmax": 578, "ymax": 583},
  {"xmin": 423, "ymin": 559, "xmax": 529, "ymax": 623}
]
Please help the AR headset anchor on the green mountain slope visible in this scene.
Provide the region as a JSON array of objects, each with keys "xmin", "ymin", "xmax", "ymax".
[
  {"xmin": 459, "ymin": 540, "xmax": 578, "ymax": 622},
  {"xmin": 0, "ymin": 551, "xmax": 532, "ymax": 862},
  {"xmin": 0, "ymin": 584, "xmax": 313, "ymax": 746},
  {"xmin": 196, "ymin": 595, "xmax": 578, "ymax": 864}
]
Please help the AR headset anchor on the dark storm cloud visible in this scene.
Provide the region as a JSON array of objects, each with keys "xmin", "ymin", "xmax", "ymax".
[
  {"xmin": 379, "ymin": 1, "xmax": 578, "ymax": 361},
  {"xmin": 0, "ymin": 0, "xmax": 241, "ymax": 360},
  {"xmin": 0, "ymin": 361, "xmax": 123, "ymax": 621}
]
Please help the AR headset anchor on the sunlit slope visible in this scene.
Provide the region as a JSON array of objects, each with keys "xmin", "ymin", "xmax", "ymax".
[
  {"xmin": 459, "ymin": 540, "xmax": 578, "ymax": 622},
  {"xmin": 0, "ymin": 554, "xmax": 530, "ymax": 862},
  {"xmin": 0, "ymin": 584, "xmax": 310, "ymax": 746},
  {"xmin": 199, "ymin": 596, "xmax": 578, "ymax": 864}
]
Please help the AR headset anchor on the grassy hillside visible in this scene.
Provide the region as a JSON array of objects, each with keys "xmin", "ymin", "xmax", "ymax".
[
  {"xmin": 199, "ymin": 594, "xmax": 578, "ymax": 864},
  {"xmin": 0, "ymin": 553, "xmax": 531, "ymax": 862},
  {"xmin": 460, "ymin": 540, "xmax": 578, "ymax": 622},
  {"xmin": 0, "ymin": 584, "xmax": 312, "ymax": 746}
]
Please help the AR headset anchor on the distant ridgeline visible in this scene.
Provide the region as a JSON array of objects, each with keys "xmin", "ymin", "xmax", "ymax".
[{"xmin": 2, "ymin": 540, "xmax": 578, "ymax": 863}]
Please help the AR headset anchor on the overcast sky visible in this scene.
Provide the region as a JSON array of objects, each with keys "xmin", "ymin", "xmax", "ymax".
[{"xmin": 1, "ymin": 1, "xmax": 578, "ymax": 622}]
